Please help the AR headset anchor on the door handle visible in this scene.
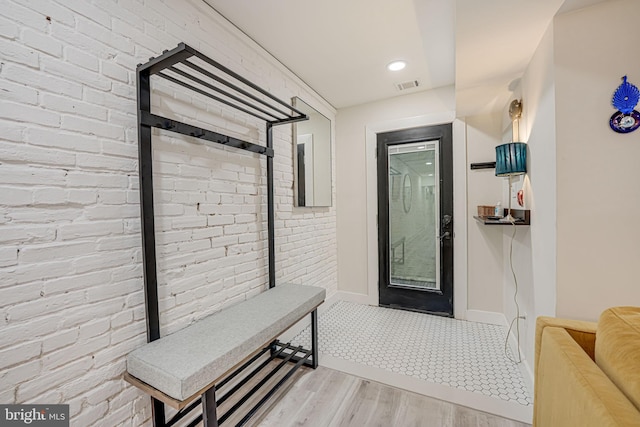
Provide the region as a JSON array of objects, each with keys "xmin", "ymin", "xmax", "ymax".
[{"xmin": 438, "ymin": 231, "xmax": 451, "ymax": 240}]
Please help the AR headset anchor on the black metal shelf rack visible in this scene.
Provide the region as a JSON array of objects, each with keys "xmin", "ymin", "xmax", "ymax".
[{"xmin": 136, "ymin": 43, "xmax": 311, "ymax": 427}]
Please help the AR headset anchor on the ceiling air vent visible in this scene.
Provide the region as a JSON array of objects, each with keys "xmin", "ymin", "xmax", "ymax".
[{"xmin": 395, "ymin": 80, "xmax": 420, "ymax": 91}]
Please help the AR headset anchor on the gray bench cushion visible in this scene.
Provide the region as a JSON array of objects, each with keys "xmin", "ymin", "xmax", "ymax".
[{"xmin": 126, "ymin": 284, "xmax": 325, "ymax": 401}]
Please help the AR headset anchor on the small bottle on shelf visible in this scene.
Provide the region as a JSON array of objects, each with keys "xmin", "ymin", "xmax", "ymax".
[{"xmin": 494, "ymin": 202, "xmax": 502, "ymax": 218}]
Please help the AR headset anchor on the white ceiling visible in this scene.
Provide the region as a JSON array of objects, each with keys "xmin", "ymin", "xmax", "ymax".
[{"xmin": 204, "ymin": 0, "xmax": 608, "ymax": 114}]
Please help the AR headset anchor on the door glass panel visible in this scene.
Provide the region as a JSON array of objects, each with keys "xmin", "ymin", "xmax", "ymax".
[{"xmin": 388, "ymin": 141, "xmax": 440, "ymax": 290}]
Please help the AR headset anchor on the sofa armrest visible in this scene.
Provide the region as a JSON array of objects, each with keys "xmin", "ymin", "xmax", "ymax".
[
  {"xmin": 533, "ymin": 327, "xmax": 640, "ymax": 426},
  {"xmin": 535, "ymin": 316, "xmax": 597, "ymax": 372}
]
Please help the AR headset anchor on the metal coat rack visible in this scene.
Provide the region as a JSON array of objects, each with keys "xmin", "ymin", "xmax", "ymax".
[{"xmin": 136, "ymin": 43, "xmax": 312, "ymax": 427}]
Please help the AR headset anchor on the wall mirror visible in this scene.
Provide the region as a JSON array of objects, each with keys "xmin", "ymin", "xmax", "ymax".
[{"xmin": 292, "ymin": 97, "xmax": 332, "ymax": 207}]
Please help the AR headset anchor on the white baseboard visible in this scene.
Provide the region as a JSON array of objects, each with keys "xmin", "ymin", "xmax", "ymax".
[
  {"xmin": 334, "ymin": 290, "xmax": 375, "ymax": 306},
  {"xmin": 504, "ymin": 315, "xmax": 534, "ymax": 395},
  {"xmin": 465, "ymin": 309, "xmax": 507, "ymax": 326},
  {"xmin": 518, "ymin": 358, "xmax": 534, "ymax": 399},
  {"xmin": 319, "ymin": 291, "xmax": 341, "ymax": 314},
  {"xmin": 278, "ymin": 291, "xmax": 342, "ymax": 343}
]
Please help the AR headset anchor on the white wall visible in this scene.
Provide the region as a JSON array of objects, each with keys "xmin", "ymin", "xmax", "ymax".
[
  {"xmin": 510, "ymin": 23, "xmax": 557, "ymax": 369},
  {"xmin": 501, "ymin": 0, "xmax": 640, "ymax": 371},
  {"xmin": 336, "ymin": 86, "xmax": 455, "ymax": 298},
  {"xmin": 462, "ymin": 21, "xmax": 557, "ymax": 377},
  {"xmin": 0, "ymin": 1, "xmax": 336, "ymax": 425},
  {"xmin": 465, "ymin": 113, "xmax": 504, "ymax": 315},
  {"xmin": 554, "ymin": 0, "xmax": 640, "ymax": 320}
]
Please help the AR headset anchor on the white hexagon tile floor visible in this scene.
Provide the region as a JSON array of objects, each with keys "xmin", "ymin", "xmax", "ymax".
[{"xmin": 291, "ymin": 301, "xmax": 533, "ymax": 407}]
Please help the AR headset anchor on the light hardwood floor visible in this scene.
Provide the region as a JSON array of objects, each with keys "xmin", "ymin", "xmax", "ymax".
[{"xmin": 222, "ymin": 365, "xmax": 531, "ymax": 427}]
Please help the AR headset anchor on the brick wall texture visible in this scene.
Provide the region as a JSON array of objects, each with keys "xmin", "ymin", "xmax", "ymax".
[{"xmin": 0, "ymin": 1, "xmax": 337, "ymax": 425}]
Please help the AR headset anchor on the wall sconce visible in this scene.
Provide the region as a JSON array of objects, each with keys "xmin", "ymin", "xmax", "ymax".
[
  {"xmin": 496, "ymin": 142, "xmax": 527, "ymax": 176},
  {"xmin": 495, "ymin": 99, "xmax": 527, "ymax": 222}
]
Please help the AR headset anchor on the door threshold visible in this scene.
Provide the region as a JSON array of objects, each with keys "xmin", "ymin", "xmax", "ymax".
[{"xmin": 379, "ymin": 303, "xmax": 454, "ymax": 318}]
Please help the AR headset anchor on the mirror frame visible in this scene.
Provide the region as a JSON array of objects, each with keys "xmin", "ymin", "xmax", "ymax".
[{"xmin": 292, "ymin": 97, "xmax": 332, "ymax": 207}]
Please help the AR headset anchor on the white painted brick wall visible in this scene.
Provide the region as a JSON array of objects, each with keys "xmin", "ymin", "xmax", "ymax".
[{"xmin": 0, "ymin": 0, "xmax": 337, "ymax": 425}]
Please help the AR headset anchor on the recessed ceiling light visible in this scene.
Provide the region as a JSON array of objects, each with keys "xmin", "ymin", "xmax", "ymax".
[
  {"xmin": 426, "ymin": 162, "xmax": 433, "ymax": 165},
  {"xmin": 418, "ymin": 146, "xmax": 425, "ymax": 149},
  {"xmin": 428, "ymin": 173, "xmax": 434, "ymax": 177},
  {"xmin": 387, "ymin": 60, "xmax": 406, "ymax": 71}
]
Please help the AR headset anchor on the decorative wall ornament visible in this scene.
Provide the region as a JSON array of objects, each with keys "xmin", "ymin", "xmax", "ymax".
[
  {"xmin": 610, "ymin": 75, "xmax": 640, "ymax": 133},
  {"xmin": 402, "ymin": 173, "xmax": 412, "ymax": 213}
]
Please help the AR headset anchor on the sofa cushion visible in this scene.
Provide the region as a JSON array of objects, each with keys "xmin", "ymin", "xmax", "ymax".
[{"xmin": 595, "ymin": 306, "xmax": 640, "ymax": 412}]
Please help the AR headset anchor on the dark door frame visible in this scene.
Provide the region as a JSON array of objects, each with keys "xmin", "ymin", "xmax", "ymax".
[{"xmin": 377, "ymin": 123, "xmax": 453, "ymax": 316}]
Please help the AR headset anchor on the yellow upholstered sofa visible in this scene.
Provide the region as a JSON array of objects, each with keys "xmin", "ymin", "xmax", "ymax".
[{"xmin": 534, "ymin": 307, "xmax": 640, "ymax": 426}]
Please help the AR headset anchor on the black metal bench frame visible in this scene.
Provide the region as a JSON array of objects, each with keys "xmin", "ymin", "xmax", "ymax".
[{"xmin": 135, "ymin": 43, "xmax": 317, "ymax": 427}]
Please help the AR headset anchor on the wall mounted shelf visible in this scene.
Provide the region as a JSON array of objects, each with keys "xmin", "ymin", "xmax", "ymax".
[
  {"xmin": 470, "ymin": 162, "xmax": 496, "ymax": 170},
  {"xmin": 474, "ymin": 209, "xmax": 530, "ymax": 226}
]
